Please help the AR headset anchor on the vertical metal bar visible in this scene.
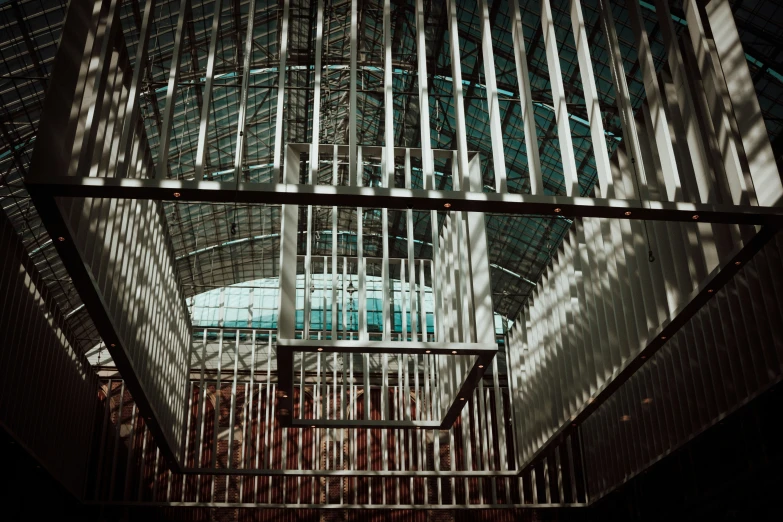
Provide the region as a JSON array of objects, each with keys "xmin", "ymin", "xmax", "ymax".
[
  {"xmin": 477, "ymin": 0, "xmax": 507, "ymax": 193},
  {"xmin": 108, "ymin": 382, "xmax": 125, "ymax": 501},
  {"xmin": 339, "ymin": 357, "xmax": 345, "ymax": 505},
  {"xmin": 415, "ymin": 0, "xmax": 434, "ymax": 189},
  {"xmin": 209, "ymin": 336, "xmax": 224, "ymax": 501},
  {"xmin": 332, "ymin": 212, "xmax": 338, "ymax": 340},
  {"xmin": 445, "ymin": 217, "xmax": 461, "ymax": 342},
  {"xmin": 263, "ymin": 338, "xmax": 272, "ymax": 470},
  {"xmin": 117, "ymin": 0, "xmax": 156, "ymax": 180},
  {"xmin": 401, "ymin": 259, "xmax": 408, "ymax": 340},
  {"xmin": 227, "ymin": 333, "xmax": 240, "ymax": 471},
  {"xmin": 240, "ymin": 333, "xmax": 256, "ymax": 500},
  {"xmin": 358, "ymin": 206, "xmax": 367, "ymax": 340},
  {"xmin": 397, "ymin": 357, "xmax": 403, "ymax": 504},
  {"xmin": 267, "ymin": 382, "xmax": 276, "ymax": 503},
  {"xmin": 195, "ymin": 331, "xmax": 208, "ymax": 500},
  {"xmin": 279, "ymin": 139, "xmax": 300, "ymax": 354},
  {"xmin": 471, "ymin": 386, "xmax": 485, "ymax": 504},
  {"xmin": 136, "ymin": 424, "xmax": 148, "ymax": 501},
  {"xmin": 310, "ymin": 0, "xmax": 325, "ymax": 184},
  {"xmin": 151, "ymin": 447, "xmax": 160, "ymax": 502},
  {"xmin": 272, "ymin": 0, "xmax": 290, "ymax": 180},
  {"xmin": 624, "ymin": 0, "xmax": 683, "ymax": 201},
  {"xmin": 317, "ymin": 351, "xmax": 323, "ymax": 424},
  {"xmin": 570, "ymin": 0, "xmax": 612, "ymax": 197},
  {"xmin": 157, "ymin": 0, "xmax": 189, "ymax": 176},
  {"xmin": 343, "ymin": 258, "xmax": 348, "ymax": 339},
  {"xmin": 419, "ymin": 261, "xmax": 427, "ymax": 341},
  {"xmin": 479, "ymin": 383, "xmax": 496, "ymax": 504},
  {"xmin": 194, "ymin": 0, "xmax": 223, "ymax": 180},
  {"xmin": 348, "ymin": 0, "xmax": 358, "ymax": 186},
  {"xmin": 467, "ymin": 155, "xmax": 494, "ymax": 344},
  {"xmin": 382, "ymin": 205, "xmax": 391, "ymax": 343},
  {"xmin": 351, "ymin": 361, "xmax": 357, "ymax": 503},
  {"xmin": 323, "ymin": 260, "xmax": 328, "ymax": 338},
  {"xmin": 447, "ymin": 0, "xmax": 471, "ymax": 194},
  {"xmin": 430, "ymin": 244, "xmax": 441, "ymax": 344},
  {"xmin": 181, "ymin": 379, "xmax": 194, "ymax": 498},
  {"xmin": 94, "ymin": 380, "xmax": 112, "ymax": 501},
  {"xmin": 165, "ymin": 457, "xmax": 173, "ymax": 503},
  {"xmin": 541, "ymin": 0, "xmax": 579, "ymax": 196},
  {"xmin": 254, "ymin": 379, "xmax": 262, "ymax": 499},
  {"xmin": 407, "ymin": 208, "xmax": 417, "ymax": 340},
  {"xmin": 232, "ymin": 0, "xmax": 257, "ymax": 184},
  {"xmin": 492, "ymin": 355, "xmax": 510, "ymax": 492},
  {"xmin": 305, "ymin": 208, "xmax": 313, "ymax": 338},
  {"xmin": 404, "ymin": 356, "xmax": 413, "ymax": 503},
  {"xmin": 281, "ymin": 384, "xmax": 288, "ymax": 503},
  {"xmin": 383, "ymin": 0, "xmax": 394, "ymax": 187},
  {"xmin": 455, "ymin": 212, "xmax": 472, "ymax": 343},
  {"xmin": 510, "ymin": 0, "xmax": 543, "ymax": 194},
  {"xmin": 312, "ymin": 376, "xmax": 319, "ymax": 504}
]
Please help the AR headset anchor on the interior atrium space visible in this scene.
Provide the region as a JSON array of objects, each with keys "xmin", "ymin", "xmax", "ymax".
[{"xmin": 2, "ymin": 0, "xmax": 783, "ymax": 520}]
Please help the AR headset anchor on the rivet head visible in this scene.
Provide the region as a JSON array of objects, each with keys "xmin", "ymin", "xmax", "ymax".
[
  {"xmin": 734, "ymin": 261, "xmax": 741, "ymax": 266},
  {"xmin": 692, "ymin": 214, "xmax": 699, "ymax": 220},
  {"xmin": 451, "ymin": 350, "xmax": 457, "ymax": 354},
  {"xmin": 110, "ymin": 343, "xmax": 115, "ymax": 348},
  {"xmin": 443, "ymin": 202, "xmax": 451, "ymax": 208},
  {"xmin": 707, "ymin": 289, "xmax": 714, "ymax": 293},
  {"xmin": 57, "ymin": 236, "xmax": 65, "ymax": 242},
  {"xmin": 173, "ymin": 192, "xmax": 181, "ymax": 198},
  {"xmin": 624, "ymin": 211, "xmax": 632, "ymax": 216},
  {"xmin": 661, "ymin": 336, "xmax": 667, "ymax": 340},
  {"xmin": 460, "ymin": 397, "xmax": 466, "ymax": 401},
  {"xmin": 478, "ymin": 365, "xmax": 484, "ymax": 369},
  {"xmin": 317, "ymin": 347, "xmax": 323, "ymax": 351},
  {"xmin": 554, "ymin": 207, "xmax": 562, "ymax": 213}
]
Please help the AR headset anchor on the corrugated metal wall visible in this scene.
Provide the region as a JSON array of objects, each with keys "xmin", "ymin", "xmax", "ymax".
[
  {"xmin": 581, "ymin": 230, "xmax": 783, "ymax": 501},
  {"xmin": 0, "ymin": 211, "xmax": 100, "ymax": 498},
  {"xmin": 24, "ymin": 0, "xmax": 192, "ymax": 466},
  {"xmin": 58, "ymin": 195, "xmax": 192, "ymax": 462}
]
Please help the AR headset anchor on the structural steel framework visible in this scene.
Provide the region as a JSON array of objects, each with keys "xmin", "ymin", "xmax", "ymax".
[{"xmin": 16, "ymin": 0, "xmax": 783, "ymax": 510}]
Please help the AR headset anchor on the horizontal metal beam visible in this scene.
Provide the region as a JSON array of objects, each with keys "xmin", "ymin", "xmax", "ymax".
[
  {"xmin": 289, "ymin": 419, "xmax": 442, "ymax": 429},
  {"xmin": 179, "ymin": 468, "xmax": 520, "ymax": 477},
  {"xmin": 278, "ymin": 339, "xmax": 498, "ymax": 355},
  {"xmin": 288, "ymin": 143, "xmax": 479, "ymax": 160},
  {"xmin": 25, "ymin": 177, "xmax": 783, "ymax": 225},
  {"xmin": 89, "ymin": 501, "xmax": 586, "ymax": 509}
]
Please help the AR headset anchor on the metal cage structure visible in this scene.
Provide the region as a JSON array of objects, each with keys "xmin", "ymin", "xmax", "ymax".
[{"xmin": 2, "ymin": 0, "xmax": 782, "ymax": 514}]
